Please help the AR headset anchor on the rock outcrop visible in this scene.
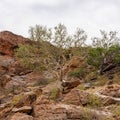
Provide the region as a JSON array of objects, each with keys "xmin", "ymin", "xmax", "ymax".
[
  {"xmin": 0, "ymin": 31, "xmax": 30, "ymax": 56},
  {"xmin": 62, "ymin": 89, "xmax": 89, "ymax": 106},
  {"xmin": 10, "ymin": 112, "xmax": 33, "ymax": 120},
  {"xmin": 62, "ymin": 56, "xmax": 87, "ymax": 76},
  {"xmin": 33, "ymin": 102, "xmax": 106, "ymax": 120},
  {"xmin": 101, "ymin": 85, "xmax": 120, "ymax": 97}
]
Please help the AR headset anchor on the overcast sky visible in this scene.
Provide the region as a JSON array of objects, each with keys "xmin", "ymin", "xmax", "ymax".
[{"xmin": 0, "ymin": 0, "xmax": 120, "ymax": 41}]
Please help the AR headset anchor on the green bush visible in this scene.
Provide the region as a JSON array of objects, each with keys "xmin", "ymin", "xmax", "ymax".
[
  {"xmin": 87, "ymin": 45, "xmax": 120, "ymax": 69},
  {"xmin": 87, "ymin": 94, "xmax": 102, "ymax": 108},
  {"xmin": 68, "ymin": 67, "xmax": 85, "ymax": 79},
  {"xmin": 108, "ymin": 45, "xmax": 120, "ymax": 64},
  {"xmin": 50, "ymin": 88, "xmax": 60, "ymax": 100},
  {"xmin": 87, "ymin": 47, "xmax": 105, "ymax": 68},
  {"xmin": 15, "ymin": 44, "xmax": 52, "ymax": 72}
]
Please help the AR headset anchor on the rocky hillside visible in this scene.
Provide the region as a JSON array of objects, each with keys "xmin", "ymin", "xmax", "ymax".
[
  {"xmin": 0, "ymin": 31, "xmax": 31, "ymax": 56},
  {"xmin": 0, "ymin": 31, "xmax": 120, "ymax": 120}
]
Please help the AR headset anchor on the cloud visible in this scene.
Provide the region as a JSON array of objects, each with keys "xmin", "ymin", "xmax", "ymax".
[{"xmin": 0, "ymin": 0, "xmax": 120, "ymax": 43}]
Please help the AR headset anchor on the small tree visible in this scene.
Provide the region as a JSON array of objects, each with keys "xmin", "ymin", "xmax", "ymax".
[
  {"xmin": 88, "ymin": 30, "xmax": 120, "ymax": 74},
  {"xmin": 92, "ymin": 30, "xmax": 119, "ymax": 50},
  {"xmin": 87, "ymin": 47, "xmax": 105, "ymax": 68},
  {"xmin": 52, "ymin": 23, "xmax": 71, "ymax": 81},
  {"xmin": 91, "ymin": 30, "xmax": 120, "ymax": 62},
  {"xmin": 53, "ymin": 23, "xmax": 67, "ymax": 48},
  {"xmin": 29, "ymin": 25, "xmax": 52, "ymax": 42},
  {"xmin": 73, "ymin": 28, "xmax": 87, "ymax": 47},
  {"xmin": 107, "ymin": 45, "xmax": 120, "ymax": 65}
]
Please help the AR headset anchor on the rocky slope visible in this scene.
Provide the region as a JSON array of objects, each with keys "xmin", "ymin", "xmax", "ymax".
[
  {"xmin": 0, "ymin": 31, "xmax": 31, "ymax": 56},
  {"xmin": 0, "ymin": 31, "xmax": 120, "ymax": 120}
]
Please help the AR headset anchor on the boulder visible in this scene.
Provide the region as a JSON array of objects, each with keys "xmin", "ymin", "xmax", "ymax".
[
  {"xmin": 10, "ymin": 112, "xmax": 33, "ymax": 120},
  {"xmin": 5, "ymin": 79, "xmax": 26, "ymax": 94},
  {"xmin": 62, "ymin": 79, "xmax": 80, "ymax": 93},
  {"xmin": 62, "ymin": 56, "xmax": 87, "ymax": 76},
  {"xmin": 0, "ymin": 66, "xmax": 7, "ymax": 77},
  {"xmin": 62, "ymin": 89, "xmax": 89, "ymax": 106},
  {"xmin": 103, "ymin": 97, "xmax": 117, "ymax": 106},
  {"xmin": 101, "ymin": 85, "xmax": 120, "ymax": 97},
  {"xmin": 0, "ymin": 74, "xmax": 11, "ymax": 87},
  {"xmin": 12, "ymin": 91, "xmax": 37, "ymax": 107},
  {"xmin": 84, "ymin": 83, "xmax": 91, "ymax": 89},
  {"xmin": 0, "ymin": 106, "xmax": 12, "ymax": 119},
  {"xmin": 12, "ymin": 106, "xmax": 32, "ymax": 114}
]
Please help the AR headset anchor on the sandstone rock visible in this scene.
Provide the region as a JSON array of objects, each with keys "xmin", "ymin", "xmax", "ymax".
[
  {"xmin": 103, "ymin": 97, "xmax": 117, "ymax": 106},
  {"xmin": 84, "ymin": 83, "xmax": 91, "ymax": 89},
  {"xmin": 0, "ymin": 106, "xmax": 12, "ymax": 119},
  {"xmin": 0, "ymin": 95, "xmax": 12, "ymax": 104},
  {"xmin": 62, "ymin": 89, "xmax": 89, "ymax": 106},
  {"xmin": 26, "ymin": 87, "xmax": 42, "ymax": 96},
  {"xmin": 33, "ymin": 103, "xmax": 105, "ymax": 120},
  {"xmin": 36, "ymin": 95, "xmax": 51, "ymax": 105},
  {"xmin": 101, "ymin": 84, "xmax": 120, "ymax": 97},
  {"xmin": 10, "ymin": 112, "xmax": 33, "ymax": 120},
  {"xmin": 0, "ymin": 74, "xmax": 11, "ymax": 87},
  {"xmin": 0, "ymin": 31, "xmax": 30, "ymax": 56},
  {"xmin": 12, "ymin": 106, "xmax": 32, "ymax": 114},
  {"xmin": 33, "ymin": 87, "xmax": 42, "ymax": 96},
  {"xmin": 62, "ymin": 56, "xmax": 87, "ymax": 76},
  {"xmin": 0, "ymin": 66, "xmax": 7, "ymax": 77},
  {"xmin": 5, "ymin": 79, "xmax": 26, "ymax": 94},
  {"xmin": 12, "ymin": 91, "xmax": 37, "ymax": 107},
  {"xmin": 0, "ymin": 55, "xmax": 14, "ymax": 68},
  {"xmin": 23, "ymin": 92, "xmax": 37, "ymax": 105},
  {"xmin": 62, "ymin": 79, "xmax": 80, "ymax": 93},
  {"xmin": 9, "ymin": 61, "xmax": 33, "ymax": 76}
]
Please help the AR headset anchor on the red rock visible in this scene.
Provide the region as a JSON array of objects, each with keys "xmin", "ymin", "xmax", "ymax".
[
  {"xmin": 103, "ymin": 97, "xmax": 117, "ymax": 106},
  {"xmin": 62, "ymin": 89, "xmax": 89, "ymax": 106},
  {"xmin": 10, "ymin": 112, "xmax": 33, "ymax": 120},
  {"xmin": 63, "ymin": 56, "xmax": 87, "ymax": 76},
  {"xmin": 0, "ymin": 31, "xmax": 30, "ymax": 56},
  {"xmin": 101, "ymin": 85, "xmax": 120, "ymax": 97},
  {"xmin": 33, "ymin": 103, "xmax": 105, "ymax": 120},
  {"xmin": 12, "ymin": 106, "xmax": 32, "ymax": 114}
]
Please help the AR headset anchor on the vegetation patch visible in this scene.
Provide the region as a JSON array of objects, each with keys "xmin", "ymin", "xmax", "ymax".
[
  {"xmin": 50, "ymin": 88, "xmax": 60, "ymax": 101},
  {"xmin": 80, "ymin": 108, "xmax": 106, "ymax": 120},
  {"xmin": 112, "ymin": 105, "xmax": 120, "ymax": 119},
  {"xmin": 77, "ymin": 84, "xmax": 86, "ymax": 90},
  {"xmin": 87, "ymin": 94, "xmax": 102, "ymax": 108},
  {"xmin": 11, "ymin": 94, "xmax": 22, "ymax": 106},
  {"xmin": 33, "ymin": 78, "xmax": 55, "ymax": 86},
  {"xmin": 68, "ymin": 67, "xmax": 85, "ymax": 79}
]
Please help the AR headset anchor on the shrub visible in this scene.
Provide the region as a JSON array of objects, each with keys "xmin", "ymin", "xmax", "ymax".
[
  {"xmin": 50, "ymin": 88, "xmax": 60, "ymax": 100},
  {"xmin": 77, "ymin": 84, "xmax": 85, "ymax": 90},
  {"xmin": 68, "ymin": 67, "xmax": 85, "ymax": 79},
  {"xmin": 87, "ymin": 47, "xmax": 105, "ymax": 68},
  {"xmin": 12, "ymin": 95, "xmax": 22, "ymax": 106},
  {"xmin": 108, "ymin": 45, "xmax": 120, "ymax": 64},
  {"xmin": 113, "ymin": 105, "xmax": 120, "ymax": 119},
  {"xmin": 80, "ymin": 108, "xmax": 105, "ymax": 120},
  {"xmin": 87, "ymin": 94, "xmax": 102, "ymax": 108},
  {"xmin": 15, "ymin": 44, "xmax": 52, "ymax": 72},
  {"xmin": 87, "ymin": 45, "xmax": 120, "ymax": 69}
]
